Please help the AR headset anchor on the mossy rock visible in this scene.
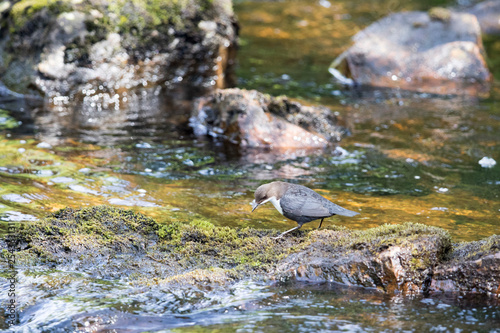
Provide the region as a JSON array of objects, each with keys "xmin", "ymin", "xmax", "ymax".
[
  {"xmin": 16, "ymin": 206, "xmax": 159, "ymax": 263},
  {"xmin": 275, "ymin": 222, "xmax": 453, "ymax": 293},
  {"xmin": 11, "ymin": 206, "xmax": 304, "ymax": 283},
  {"xmin": 5, "ymin": 206, "xmax": 498, "ymax": 295},
  {"xmin": 431, "ymin": 235, "xmax": 500, "ymax": 294},
  {"xmin": 448, "ymin": 234, "xmax": 500, "ymax": 262},
  {"xmin": 155, "ymin": 218, "xmax": 304, "ymax": 274}
]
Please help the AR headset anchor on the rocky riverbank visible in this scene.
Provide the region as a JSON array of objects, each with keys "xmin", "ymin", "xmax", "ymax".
[{"xmin": 6, "ymin": 206, "xmax": 499, "ymax": 297}]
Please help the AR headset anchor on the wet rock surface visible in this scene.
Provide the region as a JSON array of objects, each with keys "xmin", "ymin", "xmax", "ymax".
[
  {"xmin": 430, "ymin": 235, "xmax": 500, "ymax": 295},
  {"xmin": 275, "ymin": 225, "xmax": 451, "ymax": 294},
  {"xmin": 276, "ymin": 227, "xmax": 500, "ymax": 296},
  {"xmin": 4, "ymin": 206, "xmax": 499, "ymax": 297},
  {"xmin": 190, "ymin": 88, "xmax": 346, "ymax": 148},
  {"xmin": 0, "ymin": 0, "xmax": 237, "ymax": 111},
  {"xmin": 330, "ymin": 10, "xmax": 492, "ymax": 96}
]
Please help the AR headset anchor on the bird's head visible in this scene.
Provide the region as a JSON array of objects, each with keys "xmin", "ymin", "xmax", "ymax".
[{"xmin": 250, "ymin": 182, "xmax": 286, "ymax": 212}]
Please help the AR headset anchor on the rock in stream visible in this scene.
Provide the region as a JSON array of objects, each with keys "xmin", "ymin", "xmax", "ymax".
[
  {"xmin": 190, "ymin": 88, "xmax": 347, "ymax": 149},
  {"xmin": 3, "ymin": 206, "xmax": 499, "ymax": 297},
  {"xmin": 0, "ymin": 0, "xmax": 237, "ymax": 111},
  {"xmin": 330, "ymin": 10, "xmax": 492, "ymax": 96}
]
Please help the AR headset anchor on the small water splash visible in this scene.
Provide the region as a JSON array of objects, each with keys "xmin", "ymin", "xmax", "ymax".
[
  {"xmin": 431, "ymin": 207, "xmax": 448, "ymax": 212},
  {"xmin": 68, "ymin": 184, "xmax": 100, "ymax": 195},
  {"xmin": 108, "ymin": 198, "xmax": 158, "ymax": 207},
  {"xmin": 330, "ymin": 146, "xmax": 363, "ymax": 165},
  {"xmin": 50, "ymin": 176, "xmax": 76, "ymax": 184},
  {"xmin": 36, "ymin": 142, "xmax": 52, "ymax": 149}
]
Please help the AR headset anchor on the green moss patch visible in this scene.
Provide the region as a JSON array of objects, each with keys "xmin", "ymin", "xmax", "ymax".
[
  {"xmin": 8, "ymin": 0, "xmax": 222, "ymax": 35},
  {"xmin": 20, "ymin": 205, "xmax": 158, "ymax": 241},
  {"xmin": 17, "ymin": 206, "xmax": 159, "ymax": 262},
  {"xmin": 10, "ymin": 0, "xmax": 71, "ymax": 29},
  {"xmin": 155, "ymin": 218, "xmax": 304, "ymax": 275},
  {"xmin": 0, "ymin": 109, "xmax": 19, "ymax": 130}
]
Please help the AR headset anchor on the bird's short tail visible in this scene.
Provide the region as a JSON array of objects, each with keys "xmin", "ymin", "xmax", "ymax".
[{"xmin": 334, "ymin": 206, "xmax": 359, "ymax": 217}]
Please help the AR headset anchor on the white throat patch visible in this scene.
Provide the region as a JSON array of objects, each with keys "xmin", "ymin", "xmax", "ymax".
[{"xmin": 262, "ymin": 196, "xmax": 283, "ymax": 215}]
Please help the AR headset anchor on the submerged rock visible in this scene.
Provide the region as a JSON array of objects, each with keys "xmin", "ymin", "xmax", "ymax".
[
  {"xmin": 190, "ymin": 88, "xmax": 346, "ymax": 148},
  {"xmin": 329, "ymin": 10, "xmax": 491, "ymax": 96},
  {"xmin": 4, "ymin": 206, "xmax": 499, "ymax": 297},
  {"xmin": 0, "ymin": 0, "xmax": 237, "ymax": 111}
]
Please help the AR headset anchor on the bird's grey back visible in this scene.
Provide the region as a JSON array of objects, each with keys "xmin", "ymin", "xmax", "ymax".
[{"xmin": 283, "ymin": 183, "xmax": 358, "ymax": 218}]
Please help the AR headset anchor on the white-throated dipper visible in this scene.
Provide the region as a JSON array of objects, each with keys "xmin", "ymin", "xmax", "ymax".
[{"xmin": 251, "ymin": 181, "xmax": 359, "ymax": 238}]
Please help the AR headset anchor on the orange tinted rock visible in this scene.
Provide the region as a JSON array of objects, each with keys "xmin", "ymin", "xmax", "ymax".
[{"xmin": 190, "ymin": 88, "xmax": 345, "ymax": 148}]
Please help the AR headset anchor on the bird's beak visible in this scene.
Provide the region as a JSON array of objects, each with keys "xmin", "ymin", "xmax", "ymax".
[{"xmin": 251, "ymin": 200, "xmax": 259, "ymax": 212}]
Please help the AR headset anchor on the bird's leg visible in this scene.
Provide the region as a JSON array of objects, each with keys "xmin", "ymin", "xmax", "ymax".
[
  {"xmin": 317, "ymin": 218, "xmax": 324, "ymax": 229},
  {"xmin": 273, "ymin": 226, "xmax": 301, "ymax": 239}
]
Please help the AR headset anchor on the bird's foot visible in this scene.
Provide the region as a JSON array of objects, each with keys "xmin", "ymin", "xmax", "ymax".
[{"xmin": 271, "ymin": 226, "xmax": 301, "ymax": 239}]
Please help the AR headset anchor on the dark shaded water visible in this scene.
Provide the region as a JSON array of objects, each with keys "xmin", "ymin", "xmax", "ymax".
[{"xmin": 1, "ymin": 0, "xmax": 500, "ymax": 331}]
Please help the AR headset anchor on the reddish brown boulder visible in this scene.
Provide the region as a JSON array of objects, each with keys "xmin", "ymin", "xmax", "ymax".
[
  {"xmin": 330, "ymin": 11, "xmax": 492, "ymax": 96},
  {"xmin": 190, "ymin": 88, "xmax": 346, "ymax": 149}
]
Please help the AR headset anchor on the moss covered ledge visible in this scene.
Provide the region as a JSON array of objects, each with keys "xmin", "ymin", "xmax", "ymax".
[{"xmin": 5, "ymin": 206, "xmax": 500, "ymax": 296}]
